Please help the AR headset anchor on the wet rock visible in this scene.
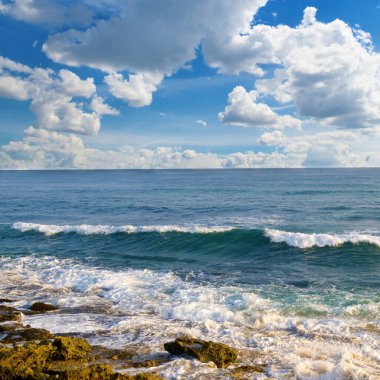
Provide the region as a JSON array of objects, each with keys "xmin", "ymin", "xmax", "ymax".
[
  {"xmin": 89, "ymin": 345, "xmax": 134, "ymax": 362},
  {"xmin": 0, "ymin": 322, "xmax": 24, "ymax": 333},
  {"xmin": 0, "ymin": 342, "xmax": 53, "ymax": 379},
  {"xmin": 48, "ymin": 362, "xmax": 163, "ymax": 380},
  {"xmin": 117, "ymin": 374, "xmax": 163, "ymax": 380},
  {"xmin": 132, "ymin": 359, "xmax": 169, "ymax": 368},
  {"xmin": 231, "ymin": 364, "xmax": 266, "ymax": 378},
  {"xmin": 0, "ymin": 299, "xmax": 14, "ymax": 303},
  {"xmin": 2, "ymin": 327, "xmax": 53, "ymax": 343},
  {"xmin": 29, "ymin": 302, "xmax": 59, "ymax": 313},
  {"xmin": 53, "ymin": 336, "xmax": 91, "ymax": 361},
  {"xmin": 47, "ymin": 362, "xmax": 114, "ymax": 380},
  {"xmin": 164, "ymin": 335, "xmax": 237, "ymax": 368},
  {"xmin": 0, "ymin": 305, "xmax": 23, "ymax": 322}
]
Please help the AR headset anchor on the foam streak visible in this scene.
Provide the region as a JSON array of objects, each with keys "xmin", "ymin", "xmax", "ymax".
[
  {"xmin": 12, "ymin": 222, "xmax": 235, "ymax": 236},
  {"xmin": 265, "ymin": 228, "xmax": 380, "ymax": 248}
]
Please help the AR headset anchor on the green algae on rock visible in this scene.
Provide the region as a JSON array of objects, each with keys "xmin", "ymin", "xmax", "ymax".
[
  {"xmin": 47, "ymin": 362, "xmax": 115, "ymax": 380},
  {"xmin": 52, "ymin": 336, "xmax": 91, "ymax": 361},
  {"xmin": 0, "ymin": 342, "xmax": 54, "ymax": 379},
  {"xmin": 2, "ymin": 327, "xmax": 53, "ymax": 343},
  {"xmin": 231, "ymin": 364, "xmax": 266, "ymax": 378},
  {"xmin": 164, "ymin": 335, "xmax": 237, "ymax": 368}
]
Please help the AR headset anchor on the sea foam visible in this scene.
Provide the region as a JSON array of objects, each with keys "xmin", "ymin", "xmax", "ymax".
[
  {"xmin": 12, "ymin": 222, "xmax": 235, "ymax": 236},
  {"xmin": 265, "ymin": 228, "xmax": 380, "ymax": 248}
]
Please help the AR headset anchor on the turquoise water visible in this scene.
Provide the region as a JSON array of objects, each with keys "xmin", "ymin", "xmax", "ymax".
[{"xmin": 0, "ymin": 169, "xmax": 379, "ymax": 378}]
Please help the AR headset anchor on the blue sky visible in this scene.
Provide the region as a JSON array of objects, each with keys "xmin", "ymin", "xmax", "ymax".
[{"xmin": 1, "ymin": 0, "xmax": 380, "ymax": 168}]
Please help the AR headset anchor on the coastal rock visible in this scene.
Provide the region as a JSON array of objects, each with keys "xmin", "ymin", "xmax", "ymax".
[
  {"xmin": 47, "ymin": 362, "xmax": 114, "ymax": 380},
  {"xmin": 132, "ymin": 359, "xmax": 168, "ymax": 368},
  {"xmin": 0, "ymin": 322, "xmax": 24, "ymax": 333},
  {"xmin": 116, "ymin": 374, "xmax": 163, "ymax": 380},
  {"xmin": 0, "ymin": 305, "xmax": 23, "ymax": 322},
  {"xmin": 164, "ymin": 335, "xmax": 237, "ymax": 368},
  {"xmin": 2, "ymin": 327, "xmax": 53, "ymax": 343},
  {"xmin": 53, "ymin": 336, "xmax": 91, "ymax": 361},
  {"xmin": 89, "ymin": 345, "xmax": 134, "ymax": 362},
  {"xmin": 30, "ymin": 302, "xmax": 59, "ymax": 313},
  {"xmin": 0, "ymin": 342, "xmax": 53, "ymax": 379},
  {"xmin": 0, "ymin": 299, "xmax": 14, "ymax": 303},
  {"xmin": 231, "ymin": 364, "xmax": 266, "ymax": 378}
]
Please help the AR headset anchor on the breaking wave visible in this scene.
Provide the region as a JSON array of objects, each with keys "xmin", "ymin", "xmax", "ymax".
[
  {"xmin": 11, "ymin": 222, "xmax": 380, "ymax": 249},
  {"xmin": 12, "ymin": 222, "xmax": 236, "ymax": 236},
  {"xmin": 265, "ymin": 228, "xmax": 380, "ymax": 248}
]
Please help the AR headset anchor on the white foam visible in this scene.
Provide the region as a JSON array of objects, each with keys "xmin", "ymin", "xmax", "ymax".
[
  {"xmin": 1, "ymin": 256, "xmax": 379, "ymax": 379},
  {"xmin": 265, "ymin": 228, "xmax": 380, "ymax": 248},
  {"xmin": 12, "ymin": 222, "xmax": 236, "ymax": 236}
]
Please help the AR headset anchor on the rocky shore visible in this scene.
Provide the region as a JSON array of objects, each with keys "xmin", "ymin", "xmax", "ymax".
[{"xmin": 0, "ymin": 301, "xmax": 267, "ymax": 379}]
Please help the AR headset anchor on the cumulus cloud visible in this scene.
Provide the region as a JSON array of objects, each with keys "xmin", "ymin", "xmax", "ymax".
[
  {"xmin": 90, "ymin": 96, "xmax": 119, "ymax": 116},
  {"xmin": 0, "ymin": 128, "xmax": 289, "ymax": 169},
  {"xmin": 219, "ymin": 86, "xmax": 301, "ymax": 130},
  {"xmin": 0, "ymin": 75, "xmax": 29, "ymax": 100},
  {"xmin": 257, "ymin": 129, "xmax": 364, "ymax": 168},
  {"xmin": 250, "ymin": 8, "xmax": 380, "ymax": 130},
  {"xmin": 38, "ymin": 0, "xmax": 268, "ymax": 105},
  {"xmin": 258, "ymin": 131, "xmax": 287, "ymax": 146},
  {"xmin": 104, "ymin": 72, "xmax": 163, "ymax": 107},
  {"xmin": 1, "ymin": 3, "xmax": 380, "ymax": 169},
  {"xmin": 0, "ymin": 57, "xmax": 117, "ymax": 135},
  {"xmin": 0, "ymin": 0, "xmax": 95, "ymax": 27},
  {"xmin": 42, "ymin": 0, "xmax": 267, "ymax": 72}
]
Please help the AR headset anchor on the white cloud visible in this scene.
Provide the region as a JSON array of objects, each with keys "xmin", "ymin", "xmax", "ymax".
[
  {"xmin": 258, "ymin": 131, "xmax": 286, "ymax": 146},
  {"xmin": 0, "ymin": 0, "xmax": 95, "ymax": 27},
  {"xmin": 195, "ymin": 120, "xmax": 207, "ymax": 128},
  {"xmin": 219, "ymin": 86, "xmax": 302, "ymax": 130},
  {"xmin": 39, "ymin": 0, "xmax": 268, "ymax": 105},
  {"xmin": 58, "ymin": 69, "xmax": 96, "ymax": 98},
  {"xmin": 0, "ymin": 56, "xmax": 32, "ymax": 73},
  {"xmin": 90, "ymin": 96, "xmax": 119, "ymax": 116},
  {"xmin": 42, "ymin": 0, "xmax": 267, "ymax": 73},
  {"xmin": 104, "ymin": 72, "xmax": 163, "ymax": 107},
  {"xmin": 0, "ymin": 128, "xmax": 290, "ymax": 169},
  {"xmin": 0, "ymin": 56, "xmax": 117, "ymax": 135},
  {"xmin": 0, "ymin": 75, "xmax": 29, "ymax": 100},
  {"xmin": 249, "ymin": 8, "xmax": 380, "ymax": 130},
  {"xmin": 257, "ymin": 129, "xmax": 364, "ymax": 168}
]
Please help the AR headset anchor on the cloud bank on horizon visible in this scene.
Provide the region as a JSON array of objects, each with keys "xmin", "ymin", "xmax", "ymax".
[{"xmin": 0, "ymin": 0, "xmax": 380, "ymax": 169}]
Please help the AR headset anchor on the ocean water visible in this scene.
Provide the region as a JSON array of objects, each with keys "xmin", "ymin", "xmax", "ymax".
[{"xmin": 0, "ymin": 169, "xmax": 379, "ymax": 379}]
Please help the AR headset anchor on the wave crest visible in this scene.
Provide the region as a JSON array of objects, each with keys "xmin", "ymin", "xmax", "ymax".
[
  {"xmin": 265, "ymin": 228, "xmax": 380, "ymax": 248},
  {"xmin": 12, "ymin": 222, "xmax": 236, "ymax": 236}
]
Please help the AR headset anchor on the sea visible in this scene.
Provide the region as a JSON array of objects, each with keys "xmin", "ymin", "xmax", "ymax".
[{"xmin": 0, "ymin": 169, "xmax": 379, "ymax": 379}]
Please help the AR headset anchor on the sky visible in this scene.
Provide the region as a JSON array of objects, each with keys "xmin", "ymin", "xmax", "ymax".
[{"xmin": 0, "ymin": 0, "xmax": 380, "ymax": 169}]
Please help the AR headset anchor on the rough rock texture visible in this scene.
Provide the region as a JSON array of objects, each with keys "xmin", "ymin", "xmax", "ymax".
[
  {"xmin": 53, "ymin": 336, "xmax": 91, "ymax": 361},
  {"xmin": 0, "ymin": 339, "xmax": 164, "ymax": 380},
  {"xmin": 118, "ymin": 374, "xmax": 163, "ymax": 380},
  {"xmin": 89, "ymin": 345, "xmax": 134, "ymax": 362},
  {"xmin": 164, "ymin": 336, "xmax": 237, "ymax": 368},
  {"xmin": 0, "ymin": 342, "xmax": 53, "ymax": 379},
  {"xmin": 0, "ymin": 305, "xmax": 23, "ymax": 322},
  {"xmin": 231, "ymin": 364, "xmax": 266, "ymax": 378},
  {"xmin": 29, "ymin": 302, "xmax": 59, "ymax": 313},
  {"xmin": 0, "ymin": 322, "xmax": 24, "ymax": 333},
  {"xmin": 2, "ymin": 327, "xmax": 53, "ymax": 343},
  {"xmin": 47, "ymin": 362, "xmax": 115, "ymax": 380}
]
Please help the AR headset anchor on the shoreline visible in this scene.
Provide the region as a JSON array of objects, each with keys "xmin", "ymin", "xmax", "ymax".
[{"xmin": 0, "ymin": 300, "xmax": 267, "ymax": 380}]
